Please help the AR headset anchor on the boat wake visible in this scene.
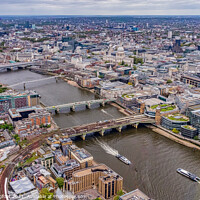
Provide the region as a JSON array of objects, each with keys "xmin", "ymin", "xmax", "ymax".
[
  {"xmin": 95, "ymin": 138, "xmax": 119, "ymax": 156},
  {"xmin": 101, "ymin": 109, "xmax": 114, "ymax": 118}
]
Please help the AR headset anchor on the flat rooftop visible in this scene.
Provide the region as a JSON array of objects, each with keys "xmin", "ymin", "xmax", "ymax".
[
  {"xmin": 189, "ymin": 104, "xmax": 200, "ymax": 111},
  {"xmin": 10, "ymin": 177, "xmax": 35, "ymax": 195},
  {"xmin": 72, "ymin": 148, "xmax": 93, "ymax": 161},
  {"xmin": 73, "ymin": 164, "xmax": 120, "ymax": 179},
  {"xmin": 120, "ymin": 189, "xmax": 150, "ymax": 200},
  {"xmin": 144, "ymin": 98, "xmax": 164, "ymax": 106}
]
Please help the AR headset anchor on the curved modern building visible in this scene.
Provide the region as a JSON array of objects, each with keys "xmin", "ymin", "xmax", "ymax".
[
  {"xmin": 161, "ymin": 114, "xmax": 189, "ymax": 130},
  {"xmin": 180, "ymin": 125, "xmax": 198, "ymax": 139}
]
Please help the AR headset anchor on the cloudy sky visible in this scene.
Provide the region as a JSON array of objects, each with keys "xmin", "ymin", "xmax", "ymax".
[{"xmin": 0, "ymin": 0, "xmax": 200, "ymax": 15}]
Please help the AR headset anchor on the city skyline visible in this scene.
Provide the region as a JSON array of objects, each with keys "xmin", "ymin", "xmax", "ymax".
[{"xmin": 0, "ymin": 0, "xmax": 200, "ymax": 15}]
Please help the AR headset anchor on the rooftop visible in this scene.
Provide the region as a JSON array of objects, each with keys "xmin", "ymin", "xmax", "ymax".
[
  {"xmin": 182, "ymin": 125, "xmax": 196, "ymax": 130},
  {"xmin": 119, "ymin": 189, "xmax": 150, "ymax": 200},
  {"xmin": 71, "ymin": 148, "xmax": 93, "ymax": 162},
  {"xmin": 73, "ymin": 164, "xmax": 120, "ymax": 178},
  {"xmin": 166, "ymin": 114, "xmax": 189, "ymax": 122},
  {"xmin": 10, "ymin": 177, "xmax": 35, "ymax": 195},
  {"xmin": 150, "ymin": 103, "xmax": 177, "ymax": 112}
]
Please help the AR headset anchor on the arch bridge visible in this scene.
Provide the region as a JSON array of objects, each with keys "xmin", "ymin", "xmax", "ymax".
[{"xmin": 46, "ymin": 99, "xmax": 115, "ymax": 114}]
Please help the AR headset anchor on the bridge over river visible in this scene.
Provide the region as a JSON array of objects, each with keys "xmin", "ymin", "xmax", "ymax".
[
  {"xmin": 0, "ymin": 62, "xmax": 35, "ymax": 72},
  {"xmin": 60, "ymin": 114, "xmax": 155, "ymax": 140},
  {"xmin": 46, "ymin": 99, "xmax": 115, "ymax": 114}
]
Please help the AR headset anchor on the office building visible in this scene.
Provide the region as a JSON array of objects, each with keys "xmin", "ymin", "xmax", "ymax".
[
  {"xmin": 67, "ymin": 145, "xmax": 93, "ymax": 169},
  {"xmin": 25, "ymin": 164, "xmax": 45, "ymax": 180},
  {"xmin": 66, "ymin": 164, "xmax": 123, "ymax": 199},
  {"xmin": 180, "ymin": 125, "xmax": 198, "ymax": 139},
  {"xmin": 161, "ymin": 114, "xmax": 189, "ymax": 130},
  {"xmin": 0, "ymin": 91, "xmax": 40, "ymax": 113},
  {"xmin": 41, "ymin": 153, "xmax": 54, "ymax": 168},
  {"xmin": 186, "ymin": 104, "xmax": 200, "ymax": 134},
  {"xmin": 168, "ymin": 31, "xmax": 172, "ymax": 39},
  {"xmin": 51, "ymin": 159, "xmax": 80, "ymax": 179},
  {"xmin": 181, "ymin": 74, "xmax": 200, "ymax": 87}
]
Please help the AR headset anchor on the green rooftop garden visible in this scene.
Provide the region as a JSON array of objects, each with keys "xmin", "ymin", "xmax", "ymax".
[
  {"xmin": 183, "ymin": 125, "xmax": 196, "ymax": 130},
  {"xmin": 161, "ymin": 105, "xmax": 176, "ymax": 112},
  {"xmin": 151, "ymin": 104, "xmax": 176, "ymax": 112},
  {"xmin": 167, "ymin": 114, "xmax": 189, "ymax": 122},
  {"xmin": 122, "ymin": 93, "xmax": 135, "ymax": 99}
]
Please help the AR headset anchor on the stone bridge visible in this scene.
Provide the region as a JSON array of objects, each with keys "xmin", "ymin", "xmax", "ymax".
[
  {"xmin": 0, "ymin": 62, "xmax": 35, "ymax": 72},
  {"xmin": 46, "ymin": 99, "xmax": 115, "ymax": 114}
]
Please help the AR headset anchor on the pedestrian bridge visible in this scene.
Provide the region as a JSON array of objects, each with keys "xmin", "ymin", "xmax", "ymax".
[
  {"xmin": 9, "ymin": 76, "xmax": 60, "ymax": 88},
  {"xmin": 46, "ymin": 99, "xmax": 115, "ymax": 114},
  {"xmin": 60, "ymin": 115, "xmax": 155, "ymax": 140}
]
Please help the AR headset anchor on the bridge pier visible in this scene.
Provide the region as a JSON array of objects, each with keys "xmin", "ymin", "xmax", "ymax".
[
  {"xmin": 99, "ymin": 129, "xmax": 105, "ymax": 136},
  {"xmin": 81, "ymin": 134, "xmax": 86, "ymax": 141},
  {"xmin": 87, "ymin": 103, "xmax": 91, "ymax": 109},
  {"xmin": 72, "ymin": 105, "xmax": 75, "ymax": 112},
  {"xmin": 133, "ymin": 123, "xmax": 139, "ymax": 129},
  {"xmin": 101, "ymin": 101, "xmax": 105, "ymax": 107},
  {"xmin": 116, "ymin": 126, "xmax": 122, "ymax": 132}
]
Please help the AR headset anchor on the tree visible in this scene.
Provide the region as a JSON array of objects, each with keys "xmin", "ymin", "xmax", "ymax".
[
  {"xmin": 114, "ymin": 190, "xmax": 125, "ymax": 200},
  {"xmin": 133, "ymin": 65, "xmax": 137, "ymax": 70},
  {"xmin": 14, "ymin": 134, "xmax": 20, "ymax": 143},
  {"xmin": 98, "ymin": 75, "xmax": 104, "ymax": 79},
  {"xmin": 167, "ymin": 79, "xmax": 172, "ymax": 84},
  {"xmin": 114, "ymin": 196, "xmax": 120, "ymax": 200},
  {"xmin": 117, "ymin": 190, "xmax": 124, "ymax": 196},
  {"xmin": 133, "ymin": 56, "xmax": 143, "ymax": 65},
  {"xmin": 39, "ymin": 188, "xmax": 53, "ymax": 200},
  {"xmin": 172, "ymin": 128, "xmax": 179, "ymax": 134},
  {"xmin": 128, "ymin": 82, "xmax": 133, "ymax": 86},
  {"xmin": 194, "ymin": 136, "xmax": 199, "ymax": 140},
  {"xmin": 56, "ymin": 177, "xmax": 64, "ymax": 189}
]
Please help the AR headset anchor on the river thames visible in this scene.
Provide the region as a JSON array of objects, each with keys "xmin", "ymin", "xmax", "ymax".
[{"xmin": 1, "ymin": 70, "xmax": 200, "ymax": 200}]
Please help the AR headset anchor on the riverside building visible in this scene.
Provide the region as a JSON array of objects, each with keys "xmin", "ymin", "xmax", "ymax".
[
  {"xmin": 161, "ymin": 114, "xmax": 189, "ymax": 130},
  {"xmin": 0, "ymin": 91, "xmax": 39, "ymax": 113},
  {"xmin": 66, "ymin": 164, "xmax": 123, "ymax": 199}
]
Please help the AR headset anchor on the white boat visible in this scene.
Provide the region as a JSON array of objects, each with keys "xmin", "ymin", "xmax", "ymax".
[
  {"xmin": 177, "ymin": 168, "xmax": 200, "ymax": 182},
  {"xmin": 116, "ymin": 154, "xmax": 131, "ymax": 165}
]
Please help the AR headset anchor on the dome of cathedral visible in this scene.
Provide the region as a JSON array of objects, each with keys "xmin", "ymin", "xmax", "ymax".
[{"xmin": 117, "ymin": 46, "xmax": 124, "ymax": 52}]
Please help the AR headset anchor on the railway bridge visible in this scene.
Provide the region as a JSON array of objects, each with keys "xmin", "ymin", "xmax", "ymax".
[{"xmin": 61, "ymin": 114, "xmax": 155, "ymax": 140}]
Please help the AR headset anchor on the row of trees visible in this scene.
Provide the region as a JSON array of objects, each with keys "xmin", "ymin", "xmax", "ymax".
[
  {"xmin": 0, "ymin": 123, "xmax": 14, "ymax": 131},
  {"xmin": 21, "ymin": 37, "xmax": 50, "ymax": 43},
  {"xmin": 0, "ymin": 85, "xmax": 7, "ymax": 93}
]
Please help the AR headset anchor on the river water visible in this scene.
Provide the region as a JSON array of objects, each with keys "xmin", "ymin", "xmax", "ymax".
[{"xmin": 1, "ymin": 70, "xmax": 200, "ymax": 200}]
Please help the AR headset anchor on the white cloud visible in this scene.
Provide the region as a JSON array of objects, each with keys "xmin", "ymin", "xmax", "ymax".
[{"xmin": 0, "ymin": 0, "xmax": 199, "ymax": 15}]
